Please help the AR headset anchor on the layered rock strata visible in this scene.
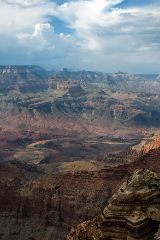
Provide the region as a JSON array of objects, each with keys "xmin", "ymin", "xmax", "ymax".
[
  {"xmin": 0, "ymin": 148, "xmax": 160, "ymax": 239},
  {"xmin": 0, "ymin": 163, "xmax": 128, "ymax": 239},
  {"xmin": 67, "ymin": 169, "xmax": 160, "ymax": 240}
]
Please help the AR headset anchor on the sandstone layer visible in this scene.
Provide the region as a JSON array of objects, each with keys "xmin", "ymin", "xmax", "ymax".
[{"xmin": 67, "ymin": 169, "xmax": 160, "ymax": 240}]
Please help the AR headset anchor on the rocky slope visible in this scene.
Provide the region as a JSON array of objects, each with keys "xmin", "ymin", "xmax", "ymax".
[
  {"xmin": 67, "ymin": 169, "xmax": 160, "ymax": 240},
  {"xmin": 0, "ymin": 145, "xmax": 160, "ymax": 239}
]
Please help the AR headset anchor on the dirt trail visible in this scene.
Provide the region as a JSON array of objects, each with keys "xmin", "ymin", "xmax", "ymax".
[{"xmin": 27, "ymin": 138, "xmax": 70, "ymax": 148}]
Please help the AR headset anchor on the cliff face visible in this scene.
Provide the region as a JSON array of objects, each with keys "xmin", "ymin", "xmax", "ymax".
[
  {"xmin": 0, "ymin": 66, "xmax": 49, "ymax": 93},
  {"xmin": 0, "ymin": 164, "xmax": 127, "ymax": 225},
  {"xmin": 67, "ymin": 169, "xmax": 160, "ymax": 240},
  {"xmin": 0, "ymin": 164, "xmax": 128, "ymax": 239},
  {"xmin": 132, "ymin": 131, "xmax": 160, "ymax": 155},
  {"xmin": 0, "ymin": 147, "xmax": 160, "ymax": 239}
]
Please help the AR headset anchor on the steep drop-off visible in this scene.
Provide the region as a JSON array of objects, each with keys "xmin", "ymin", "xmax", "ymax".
[
  {"xmin": 67, "ymin": 169, "xmax": 160, "ymax": 240},
  {"xmin": 0, "ymin": 146, "xmax": 160, "ymax": 239}
]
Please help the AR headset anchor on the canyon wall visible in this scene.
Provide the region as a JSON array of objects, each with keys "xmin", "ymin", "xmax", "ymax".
[
  {"xmin": 0, "ymin": 147, "xmax": 160, "ymax": 239},
  {"xmin": 67, "ymin": 169, "xmax": 160, "ymax": 240}
]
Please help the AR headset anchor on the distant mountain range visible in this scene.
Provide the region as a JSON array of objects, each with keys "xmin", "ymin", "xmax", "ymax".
[{"xmin": 0, "ymin": 65, "xmax": 159, "ymax": 94}]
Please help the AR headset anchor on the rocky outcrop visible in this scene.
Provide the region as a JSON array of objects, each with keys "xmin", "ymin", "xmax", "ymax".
[
  {"xmin": 132, "ymin": 131, "xmax": 160, "ymax": 155},
  {"xmin": 0, "ymin": 146, "xmax": 160, "ymax": 239},
  {"xmin": 67, "ymin": 169, "xmax": 160, "ymax": 240}
]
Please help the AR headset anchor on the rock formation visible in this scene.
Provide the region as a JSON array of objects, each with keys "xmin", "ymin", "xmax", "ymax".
[
  {"xmin": 67, "ymin": 169, "xmax": 160, "ymax": 240},
  {"xmin": 0, "ymin": 145, "xmax": 160, "ymax": 239}
]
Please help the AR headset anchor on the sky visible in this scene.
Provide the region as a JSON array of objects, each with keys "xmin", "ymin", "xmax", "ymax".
[{"xmin": 0, "ymin": 0, "xmax": 159, "ymax": 73}]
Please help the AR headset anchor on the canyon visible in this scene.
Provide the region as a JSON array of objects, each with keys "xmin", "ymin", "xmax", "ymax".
[
  {"xmin": 0, "ymin": 66, "xmax": 160, "ymax": 239},
  {"xmin": 0, "ymin": 66, "xmax": 160, "ymax": 164}
]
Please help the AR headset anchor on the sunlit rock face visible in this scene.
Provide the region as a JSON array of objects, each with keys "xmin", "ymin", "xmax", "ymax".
[{"xmin": 67, "ymin": 169, "xmax": 160, "ymax": 240}]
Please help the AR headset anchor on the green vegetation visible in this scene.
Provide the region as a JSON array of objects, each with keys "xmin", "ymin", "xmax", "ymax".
[{"xmin": 120, "ymin": 188, "xmax": 125, "ymax": 192}]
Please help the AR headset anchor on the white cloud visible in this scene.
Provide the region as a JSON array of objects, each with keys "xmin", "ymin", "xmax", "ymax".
[
  {"xmin": 55, "ymin": 0, "xmax": 123, "ymax": 29},
  {"xmin": 0, "ymin": 0, "xmax": 80, "ymax": 68},
  {"xmin": 0, "ymin": 2, "xmax": 59, "ymax": 31},
  {"xmin": 0, "ymin": 0, "xmax": 46, "ymax": 7},
  {"xmin": 17, "ymin": 23, "xmax": 75, "ymax": 56},
  {"xmin": 0, "ymin": 0, "xmax": 159, "ymax": 73},
  {"xmin": 52, "ymin": 0, "xmax": 160, "ymax": 73}
]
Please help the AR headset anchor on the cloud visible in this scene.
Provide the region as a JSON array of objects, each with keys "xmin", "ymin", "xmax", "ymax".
[
  {"xmin": 17, "ymin": 23, "xmax": 76, "ymax": 57},
  {"xmin": 0, "ymin": 0, "xmax": 46, "ymax": 7},
  {"xmin": 0, "ymin": 0, "xmax": 80, "ymax": 68},
  {"xmin": 55, "ymin": 0, "xmax": 123, "ymax": 29},
  {"xmin": 52, "ymin": 0, "xmax": 160, "ymax": 73},
  {"xmin": 55, "ymin": 1, "xmax": 160, "ymax": 48},
  {"xmin": 0, "ymin": 1, "xmax": 54, "ymax": 33},
  {"xmin": 0, "ymin": 0, "xmax": 159, "ymax": 73}
]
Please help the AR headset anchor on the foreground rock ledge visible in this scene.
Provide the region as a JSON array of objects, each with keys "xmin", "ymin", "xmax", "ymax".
[{"xmin": 67, "ymin": 169, "xmax": 160, "ymax": 240}]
